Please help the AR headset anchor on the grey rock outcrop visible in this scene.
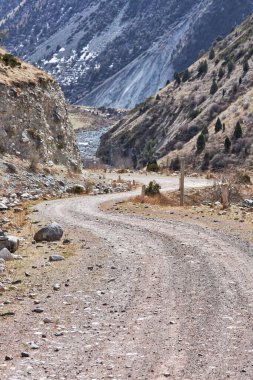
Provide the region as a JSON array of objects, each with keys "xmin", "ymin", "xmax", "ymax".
[
  {"xmin": 0, "ymin": 48, "xmax": 81, "ymax": 170},
  {"xmin": 34, "ymin": 222, "xmax": 64, "ymax": 242}
]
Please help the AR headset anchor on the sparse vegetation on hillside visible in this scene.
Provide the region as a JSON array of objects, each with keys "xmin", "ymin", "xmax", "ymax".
[
  {"xmin": 0, "ymin": 53, "xmax": 21, "ymax": 68},
  {"xmin": 97, "ymin": 13, "xmax": 253, "ymax": 171}
]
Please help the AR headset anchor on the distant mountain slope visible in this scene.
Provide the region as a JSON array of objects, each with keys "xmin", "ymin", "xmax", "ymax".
[
  {"xmin": 1, "ymin": 0, "xmax": 253, "ymax": 108},
  {"xmin": 97, "ymin": 15, "xmax": 253, "ymax": 171}
]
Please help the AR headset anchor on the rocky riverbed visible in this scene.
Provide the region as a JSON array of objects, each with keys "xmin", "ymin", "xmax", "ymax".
[{"xmin": 76, "ymin": 127, "xmax": 109, "ymax": 164}]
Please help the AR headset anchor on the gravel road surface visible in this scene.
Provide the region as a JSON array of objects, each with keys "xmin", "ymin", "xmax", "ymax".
[{"xmin": 2, "ymin": 176, "xmax": 253, "ymax": 380}]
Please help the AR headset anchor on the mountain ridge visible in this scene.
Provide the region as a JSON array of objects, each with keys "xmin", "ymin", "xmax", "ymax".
[{"xmin": 2, "ymin": 0, "xmax": 253, "ymax": 108}]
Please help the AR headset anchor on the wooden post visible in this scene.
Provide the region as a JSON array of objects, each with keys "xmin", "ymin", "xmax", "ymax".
[
  {"xmin": 141, "ymin": 185, "xmax": 146, "ymax": 197},
  {"xmin": 221, "ymin": 184, "xmax": 229, "ymax": 209},
  {"xmin": 180, "ymin": 157, "xmax": 185, "ymax": 206}
]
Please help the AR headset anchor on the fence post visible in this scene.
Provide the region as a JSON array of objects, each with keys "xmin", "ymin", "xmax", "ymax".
[{"xmin": 180, "ymin": 157, "xmax": 185, "ymax": 206}]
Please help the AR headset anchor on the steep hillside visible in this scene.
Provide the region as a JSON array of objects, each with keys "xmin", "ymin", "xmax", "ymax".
[
  {"xmin": 0, "ymin": 48, "xmax": 81, "ymax": 169},
  {"xmin": 97, "ymin": 15, "xmax": 253, "ymax": 171},
  {"xmin": 1, "ymin": 0, "xmax": 253, "ymax": 108}
]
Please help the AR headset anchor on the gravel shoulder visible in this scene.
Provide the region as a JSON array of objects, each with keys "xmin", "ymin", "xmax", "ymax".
[{"xmin": 1, "ymin": 175, "xmax": 253, "ymax": 380}]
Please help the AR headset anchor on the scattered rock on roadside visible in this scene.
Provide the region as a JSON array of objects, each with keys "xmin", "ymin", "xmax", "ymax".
[
  {"xmin": 5, "ymin": 235, "xmax": 20, "ymax": 253},
  {"xmin": 0, "ymin": 248, "xmax": 21, "ymax": 261},
  {"xmin": 34, "ymin": 222, "xmax": 64, "ymax": 242},
  {"xmin": 5, "ymin": 356, "xmax": 13, "ymax": 361},
  {"xmin": 0, "ymin": 233, "xmax": 20, "ymax": 253},
  {"xmin": 43, "ymin": 317, "xmax": 54, "ymax": 324},
  {"xmin": 53, "ymin": 283, "xmax": 61, "ymax": 291},
  {"xmin": 0, "ymin": 311, "xmax": 15, "ymax": 317},
  {"xmin": 242, "ymin": 199, "xmax": 253, "ymax": 208},
  {"xmin": 32, "ymin": 307, "xmax": 44, "ymax": 313},
  {"xmin": 67, "ymin": 184, "xmax": 85, "ymax": 194},
  {"xmin": 49, "ymin": 255, "xmax": 65, "ymax": 262},
  {"xmin": 21, "ymin": 352, "xmax": 30, "ymax": 358}
]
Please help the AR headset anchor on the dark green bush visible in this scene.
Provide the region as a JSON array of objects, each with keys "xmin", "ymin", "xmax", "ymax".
[
  {"xmin": 201, "ymin": 152, "xmax": 210, "ymax": 171},
  {"xmin": 57, "ymin": 142, "xmax": 66, "ymax": 150},
  {"xmin": 227, "ymin": 60, "xmax": 234, "ymax": 74},
  {"xmin": 224, "ymin": 137, "xmax": 231, "ymax": 153},
  {"xmin": 170, "ymin": 156, "xmax": 180, "ymax": 171},
  {"xmin": 1, "ymin": 53, "xmax": 21, "ymax": 68},
  {"xmin": 189, "ymin": 108, "xmax": 202, "ymax": 120},
  {"xmin": 215, "ymin": 118, "xmax": 222, "ymax": 133},
  {"xmin": 147, "ymin": 160, "xmax": 159, "ymax": 172},
  {"xmin": 182, "ymin": 68, "xmax": 190, "ymax": 82},
  {"xmin": 218, "ymin": 67, "xmax": 225, "ymax": 80},
  {"xmin": 145, "ymin": 181, "xmax": 161, "ymax": 196},
  {"xmin": 210, "ymin": 79, "xmax": 218, "ymax": 95},
  {"xmin": 174, "ymin": 72, "xmax": 181, "ymax": 85},
  {"xmin": 233, "ymin": 121, "xmax": 243, "ymax": 139},
  {"xmin": 196, "ymin": 133, "xmax": 205, "ymax": 154},
  {"xmin": 209, "ymin": 48, "xmax": 215, "ymax": 60},
  {"xmin": 197, "ymin": 60, "xmax": 208, "ymax": 76},
  {"xmin": 243, "ymin": 60, "xmax": 249, "ymax": 73}
]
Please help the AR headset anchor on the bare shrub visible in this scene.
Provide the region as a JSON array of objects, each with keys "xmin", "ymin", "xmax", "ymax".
[
  {"xmin": 29, "ymin": 155, "xmax": 40, "ymax": 172},
  {"xmin": 212, "ymin": 175, "xmax": 242, "ymax": 207},
  {"xmin": 4, "ymin": 162, "xmax": 17, "ymax": 173},
  {"xmin": 208, "ymin": 102, "xmax": 226, "ymax": 121},
  {"xmin": 208, "ymin": 103, "xmax": 220, "ymax": 119},
  {"xmin": 234, "ymin": 170, "xmax": 252, "ymax": 184},
  {"xmin": 231, "ymin": 138, "xmax": 246, "ymax": 154},
  {"xmin": 243, "ymin": 102, "xmax": 249, "ymax": 110},
  {"xmin": 198, "ymin": 95, "xmax": 207, "ymax": 104},
  {"xmin": 85, "ymin": 180, "xmax": 94, "ymax": 194},
  {"xmin": 210, "ymin": 153, "xmax": 236, "ymax": 170},
  {"xmin": 13, "ymin": 209, "xmax": 27, "ymax": 227},
  {"xmin": 174, "ymin": 141, "xmax": 184, "ymax": 150}
]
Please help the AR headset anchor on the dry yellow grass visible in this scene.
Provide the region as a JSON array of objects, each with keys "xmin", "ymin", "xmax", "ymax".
[{"xmin": 0, "ymin": 47, "xmax": 51, "ymax": 86}]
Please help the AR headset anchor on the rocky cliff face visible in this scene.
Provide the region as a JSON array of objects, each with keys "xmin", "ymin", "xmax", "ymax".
[
  {"xmin": 2, "ymin": 0, "xmax": 253, "ymax": 108},
  {"xmin": 97, "ymin": 15, "xmax": 253, "ymax": 171},
  {"xmin": 0, "ymin": 49, "xmax": 81, "ymax": 169}
]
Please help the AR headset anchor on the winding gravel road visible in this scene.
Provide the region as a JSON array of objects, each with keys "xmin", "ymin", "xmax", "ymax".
[{"xmin": 37, "ymin": 175, "xmax": 253, "ymax": 380}]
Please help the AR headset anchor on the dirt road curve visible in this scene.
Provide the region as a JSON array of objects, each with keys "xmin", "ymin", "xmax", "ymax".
[{"xmin": 4, "ymin": 175, "xmax": 253, "ymax": 380}]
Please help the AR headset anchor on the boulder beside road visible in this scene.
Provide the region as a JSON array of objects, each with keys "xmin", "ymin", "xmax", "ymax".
[
  {"xmin": 34, "ymin": 222, "xmax": 64, "ymax": 242},
  {"xmin": 0, "ymin": 234, "xmax": 20, "ymax": 253}
]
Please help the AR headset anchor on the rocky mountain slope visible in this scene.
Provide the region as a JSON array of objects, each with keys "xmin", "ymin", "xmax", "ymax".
[
  {"xmin": 0, "ymin": 48, "xmax": 80, "ymax": 170},
  {"xmin": 1, "ymin": 0, "xmax": 253, "ymax": 108},
  {"xmin": 97, "ymin": 14, "xmax": 253, "ymax": 171}
]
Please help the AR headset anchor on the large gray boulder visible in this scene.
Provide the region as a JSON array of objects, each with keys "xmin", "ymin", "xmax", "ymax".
[
  {"xmin": 0, "ymin": 235, "xmax": 20, "ymax": 253},
  {"xmin": 6, "ymin": 236, "xmax": 20, "ymax": 253},
  {"xmin": 34, "ymin": 222, "xmax": 64, "ymax": 242}
]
